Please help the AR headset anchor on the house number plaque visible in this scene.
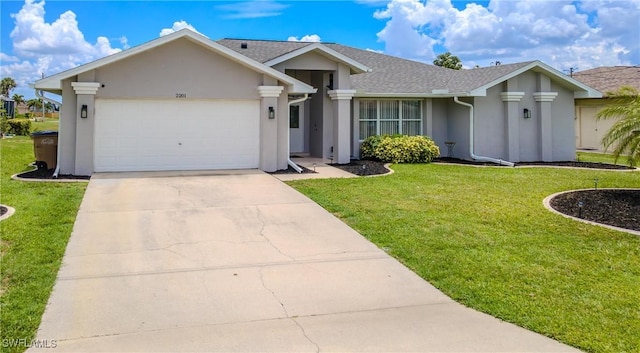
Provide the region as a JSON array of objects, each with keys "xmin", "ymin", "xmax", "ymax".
[{"xmin": 175, "ymin": 93, "xmax": 187, "ymax": 98}]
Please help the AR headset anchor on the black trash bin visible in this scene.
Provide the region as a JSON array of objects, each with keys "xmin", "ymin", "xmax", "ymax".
[{"xmin": 30, "ymin": 130, "xmax": 58, "ymax": 170}]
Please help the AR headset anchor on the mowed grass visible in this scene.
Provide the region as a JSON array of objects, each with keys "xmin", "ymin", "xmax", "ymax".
[
  {"xmin": 0, "ymin": 136, "xmax": 86, "ymax": 353},
  {"xmin": 30, "ymin": 118, "xmax": 59, "ymax": 133},
  {"xmin": 288, "ymin": 164, "xmax": 640, "ymax": 353},
  {"xmin": 577, "ymin": 151, "xmax": 632, "ymax": 166}
]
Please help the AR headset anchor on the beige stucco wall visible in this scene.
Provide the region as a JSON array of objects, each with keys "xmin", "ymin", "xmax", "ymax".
[
  {"xmin": 95, "ymin": 39, "xmax": 262, "ymax": 100},
  {"xmin": 58, "ymin": 38, "xmax": 286, "ymax": 175},
  {"xmin": 58, "ymin": 78, "xmax": 77, "ymax": 175},
  {"xmin": 273, "ymin": 52, "xmax": 338, "ymax": 72},
  {"xmin": 549, "ymin": 81, "xmax": 576, "ymax": 161}
]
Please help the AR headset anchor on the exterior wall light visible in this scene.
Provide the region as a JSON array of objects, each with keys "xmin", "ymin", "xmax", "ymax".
[
  {"xmin": 268, "ymin": 106, "xmax": 275, "ymax": 119},
  {"xmin": 81, "ymin": 104, "xmax": 88, "ymax": 119},
  {"xmin": 523, "ymin": 108, "xmax": 531, "ymax": 119}
]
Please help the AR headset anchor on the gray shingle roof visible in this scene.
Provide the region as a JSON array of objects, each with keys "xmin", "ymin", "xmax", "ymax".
[
  {"xmin": 217, "ymin": 38, "xmax": 538, "ymax": 95},
  {"xmin": 217, "ymin": 39, "xmax": 312, "ymax": 63},
  {"xmin": 572, "ymin": 66, "xmax": 640, "ymax": 95}
]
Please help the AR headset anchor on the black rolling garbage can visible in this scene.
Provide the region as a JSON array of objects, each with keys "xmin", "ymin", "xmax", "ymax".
[{"xmin": 31, "ymin": 131, "xmax": 58, "ymax": 170}]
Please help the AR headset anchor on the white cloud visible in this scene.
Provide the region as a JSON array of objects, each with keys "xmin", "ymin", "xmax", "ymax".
[
  {"xmin": 373, "ymin": 0, "xmax": 639, "ymax": 70},
  {"xmin": 0, "ymin": 53, "xmax": 20, "ymax": 62},
  {"xmin": 215, "ymin": 1, "xmax": 288, "ymax": 19},
  {"xmin": 118, "ymin": 36, "xmax": 130, "ymax": 50},
  {"xmin": 287, "ymin": 34, "xmax": 322, "ymax": 42},
  {"xmin": 159, "ymin": 20, "xmax": 201, "ymax": 37},
  {"xmin": 3, "ymin": 0, "xmax": 124, "ymax": 98}
]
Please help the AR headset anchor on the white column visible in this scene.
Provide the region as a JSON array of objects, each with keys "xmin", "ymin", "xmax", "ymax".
[
  {"xmin": 534, "ymin": 92, "xmax": 558, "ymax": 161},
  {"xmin": 328, "ymin": 89, "xmax": 356, "ymax": 164},
  {"xmin": 501, "ymin": 91, "xmax": 525, "ymax": 161},
  {"xmin": 257, "ymin": 85, "xmax": 284, "ymax": 172},
  {"xmin": 71, "ymin": 82, "xmax": 100, "ymax": 175}
]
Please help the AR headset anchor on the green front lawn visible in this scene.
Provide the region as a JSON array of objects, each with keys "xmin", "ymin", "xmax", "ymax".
[
  {"xmin": 31, "ymin": 118, "xmax": 59, "ymax": 132},
  {"xmin": 0, "ymin": 137, "xmax": 86, "ymax": 353},
  {"xmin": 577, "ymin": 151, "xmax": 631, "ymax": 166},
  {"xmin": 289, "ymin": 164, "xmax": 640, "ymax": 353}
]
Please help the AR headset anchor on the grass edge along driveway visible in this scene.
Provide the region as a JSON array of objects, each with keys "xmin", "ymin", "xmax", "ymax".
[
  {"xmin": 288, "ymin": 164, "xmax": 640, "ymax": 353},
  {"xmin": 1, "ymin": 137, "xmax": 86, "ymax": 353}
]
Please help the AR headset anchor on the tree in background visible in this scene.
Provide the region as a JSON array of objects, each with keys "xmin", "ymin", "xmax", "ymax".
[
  {"xmin": 12, "ymin": 94, "xmax": 25, "ymax": 106},
  {"xmin": 433, "ymin": 52, "xmax": 462, "ymax": 70},
  {"xmin": 26, "ymin": 98, "xmax": 42, "ymax": 111},
  {"xmin": 1, "ymin": 77, "xmax": 17, "ymax": 98},
  {"xmin": 596, "ymin": 86, "xmax": 640, "ymax": 166}
]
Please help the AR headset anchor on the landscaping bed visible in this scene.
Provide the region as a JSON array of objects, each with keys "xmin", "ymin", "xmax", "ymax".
[
  {"xmin": 268, "ymin": 165, "xmax": 316, "ymax": 174},
  {"xmin": 329, "ymin": 159, "xmax": 390, "ymax": 176},
  {"xmin": 435, "ymin": 157, "xmax": 634, "ymax": 170},
  {"xmin": 550, "ymin": 189, "xmax": 640, "ymax": 231},
  {"xmin": 16, "ymin": 167, "xmax": 90, "ymax": 180},
  {"xmin": 518, "ymin": 161, "xmax": 634, "ymax": 170}
]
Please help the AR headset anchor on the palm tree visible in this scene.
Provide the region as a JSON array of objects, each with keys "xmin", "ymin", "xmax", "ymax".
[
  {"xmin": 26, "ymin": 98, "xmax": 42, "ymax": 111},
  {"xmin": 1, "ymin": 77, "xmax": 17, "ymax": 98},
  {"xmin": 11, "ymin": 94, "xmax": 25, "ymax": 106},
  {"xmin": 596, "ymin": 86, "xmax": 640, "ymax": 166}
]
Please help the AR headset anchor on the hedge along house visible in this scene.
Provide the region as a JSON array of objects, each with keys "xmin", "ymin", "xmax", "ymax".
[{"xmin": 35, "ymin": 29, "xmax": 600, "ymax": 176}]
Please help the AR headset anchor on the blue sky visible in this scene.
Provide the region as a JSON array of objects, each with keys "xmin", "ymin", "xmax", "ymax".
[{"xmin": 1, "ymin": 0, "xmax": 638, "ymax": 99}]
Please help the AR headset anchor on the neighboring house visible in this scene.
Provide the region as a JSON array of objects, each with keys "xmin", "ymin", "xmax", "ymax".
[
  {"xmin": 34, "ymin": 29, "xmax": 600, "ymax": 175},
  {"xmin": 573, "ymin": 66, "xmax": 640, "ymax": 151}
]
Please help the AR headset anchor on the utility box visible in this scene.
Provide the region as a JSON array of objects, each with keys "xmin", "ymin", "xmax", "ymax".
[{"xmin": 31, "ymin": 130, "xmax": 58, "ymax": 170}]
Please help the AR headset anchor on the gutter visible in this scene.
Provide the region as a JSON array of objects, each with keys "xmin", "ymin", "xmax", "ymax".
[
  {"xmin": 286, "ymin": 94, "xmax": 309, "ymax": 173},
  {"xmin": 453, "ymin": 96, "xmax": 515, "ymax": 167},
  {"xmin": 35, "ymin": 90, "xmax": 64, "ymax": 177}
]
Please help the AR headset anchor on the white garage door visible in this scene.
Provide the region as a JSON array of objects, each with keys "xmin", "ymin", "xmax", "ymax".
[{"xmin": 94, "ymin": 99, "xmax": 260, "ymax": 172}]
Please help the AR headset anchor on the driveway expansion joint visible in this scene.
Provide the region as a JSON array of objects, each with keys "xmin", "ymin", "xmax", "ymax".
[{"xmin": 57, "ymin": 254, "xmax": 392, "ymax": 281}]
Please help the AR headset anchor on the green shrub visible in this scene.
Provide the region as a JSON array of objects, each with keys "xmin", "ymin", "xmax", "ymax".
[
  {"xmin": 0, "ymin": 109, "xmax": 7, "ymax": 134},
  {"xmin": 361, "ymin": 134, "xmax": 440, "ymax": 163},
  {"xmin": 360, "ymin": 135, "xmax": 386, "ymax": 159},
  {"xmin": 6, "ymin": 118, "xmax": 32, "ymax": 135}
]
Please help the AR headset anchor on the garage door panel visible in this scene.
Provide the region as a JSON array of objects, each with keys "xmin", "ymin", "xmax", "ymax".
[{"xmin": 94, "ymin": 99, "xmax": 259, "ymax": 172}]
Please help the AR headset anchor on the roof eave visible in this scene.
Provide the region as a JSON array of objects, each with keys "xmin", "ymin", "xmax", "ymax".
[
  {"xmin": 465, "ymin": 60, "xmax": 604, "ymax": 99},
  {"xmin": 264, "ymin": 43, "xmax": 371, "ymax": 74},
  {"xmin": 33, "ymin": 29, "xmax": 315, "ymax": 95},
  {"xmin": 354, "ymin": 91, "xmax": 472, "ymax": 98},
  {"xmin": 575, "ymin": 90, "xmax": 603, "ymax": 99}
]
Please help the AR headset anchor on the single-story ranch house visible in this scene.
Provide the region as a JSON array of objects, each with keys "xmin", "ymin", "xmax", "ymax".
[{"xmin": 34, "ymin": 29, "xmax": 600, "ymax": 175}]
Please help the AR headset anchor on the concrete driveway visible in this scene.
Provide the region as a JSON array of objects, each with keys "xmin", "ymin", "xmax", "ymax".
[{"xmin": 32, "ymin": 170, "xmax": 579, "ymax": 352}]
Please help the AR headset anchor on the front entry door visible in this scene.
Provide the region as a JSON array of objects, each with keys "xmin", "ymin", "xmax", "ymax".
[{"xmin": 289, "ymin": 103, "xmax": 305, "ymax": 153}]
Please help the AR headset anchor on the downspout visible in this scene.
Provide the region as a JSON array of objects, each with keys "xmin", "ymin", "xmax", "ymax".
[
  {"xmin": 35, "ymin": 90, "xmax": 64, "ymax": 177},
  {"xmin": 287, "ymin": 94, "xmax": 309, "ymax": 173},
  {"xmin": 453, "ymin": 96, "xmax": 515, "ymax": 167}
]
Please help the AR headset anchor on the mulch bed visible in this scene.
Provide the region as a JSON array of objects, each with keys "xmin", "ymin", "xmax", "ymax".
[
  {"xmin": 435, "ymin": 157, "xmax": 634, "ymax": 170},
  {"xmin": 329, "ymin": 160, "xmax": 390, "ymax": 176},
  {"xmin": 517, "ymin": 161, "xmax": 634, "ymax": 170},
  {"xmin": 0, "ymin": 206, "xmax": 7, "ymax": 217},
  {"xmin": 268, "ymin": 165, "xmax": 316, "ymax": 174},
  {"xmin": 550, "ymin": 189, "xmax": 640, "ymax": 231},
  {"xmin": 16, "ymin": 168, "xmax": 90, "ymax": 180},
  {"xmin": 434, "ymin": 157, "xmax": 511, "ymax": 166}
]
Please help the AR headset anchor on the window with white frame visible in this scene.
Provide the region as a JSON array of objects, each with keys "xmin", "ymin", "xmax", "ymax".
[{"xmin": 359, "ymin": 100, "xmax": 422, "ymax": 140}]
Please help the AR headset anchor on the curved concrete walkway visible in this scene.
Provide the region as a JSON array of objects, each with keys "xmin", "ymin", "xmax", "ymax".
[{"xmin": 31, "ymin": 170, "xmax": 579, "ymax": 352}]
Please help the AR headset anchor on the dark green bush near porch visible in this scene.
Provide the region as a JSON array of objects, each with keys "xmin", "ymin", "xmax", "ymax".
[
  {"xmin": 361, "ymin": 134, "xmax": 440, "ymax": 163},
  {"xmin": 5, "ymin": 118, "xmax": 32, "ymax": 136}
]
